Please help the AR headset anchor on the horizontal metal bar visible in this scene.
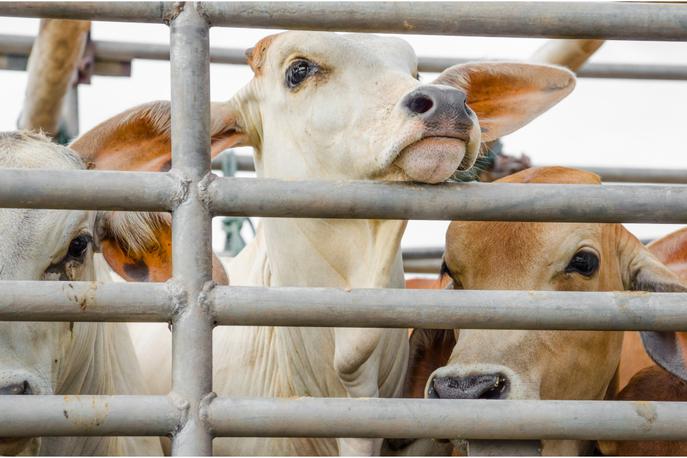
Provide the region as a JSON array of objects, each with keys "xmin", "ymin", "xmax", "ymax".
[
  {"xmin": 0, "ymin": 281, "xmax": 171, "ymax": 322},
  {"xmin": 0, "ymin": 2, "xmax": 168, "ymax": 22},
  {"xmin": 202, "ymin": 2, "xmax": 687, "ymax": 41},
  {"xmin": 0, "ymin": 395, "xmax": 178, "ymax": 437},
  {"xmin": 208, "ymin": 177, "xmax": 687, "ymax": 223},
  {"xmin": 403, "ymin": 258, "xmax": 443, "ymax": 274},
  {"xmin": 576, "ymin": 165, "xmax": 687, "ymax": 184},
  {"xmin": 0, "ymin": 169, "xmax": 177, "ymax": 211},
  {"xmin": 2, "ymin": 2, "xmax": 687, "ymax": 41},
  {"xmin": 419, "ymin": 58, "xmax": 687, "ymax": 82},
  {"xmin": 211, "ymin": 286, "xmax": 687, "ymax": 330},
  {"xmin": 4, "ymin": 33, "xmax": 686, "ymax": 81},
  {"xmin": 214, "ymin": 152, "xmax": 687, "ymax": 184},
  {"xmin": 207, "ymin": 397, "xmax": 687, "ymax": 440},
  {"xmin": 402, "ymin": 246, "xmax": 445, "ymax": 260}
]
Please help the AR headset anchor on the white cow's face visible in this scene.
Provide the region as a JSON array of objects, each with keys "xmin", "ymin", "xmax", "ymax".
[
  {"xmin": 222, "ymin": 32, "xmax": 576, "ymax": 183},
  {"xmin": 0, "ymin": 132, "xmax": 94, "ymax": 454},
  {"xmin": 247, "ymin": 32, "xmax": 477, "ymax": 183}
]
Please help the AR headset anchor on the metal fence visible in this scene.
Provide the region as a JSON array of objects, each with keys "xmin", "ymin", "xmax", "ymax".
[{"xmin": 1, "ymin": 2, "xmax": 687, "ymax": 456}]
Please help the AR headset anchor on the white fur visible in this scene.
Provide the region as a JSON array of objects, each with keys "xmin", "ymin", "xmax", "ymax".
[{"xmin": 0, "ymin": 132, "xmax": 161, "ymax": 456}]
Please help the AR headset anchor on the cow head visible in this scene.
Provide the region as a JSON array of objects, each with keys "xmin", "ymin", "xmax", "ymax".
[
  {"xmin": 404, "ymin": 167, "xmax": 687, "ymax": 453},
  {"xmin": 0, "ymin": 124, "xmax": 226, "ymax": 455},
  {"xmin": 216, "ymin": 32, "xmax": 575, "ymax": 183}
]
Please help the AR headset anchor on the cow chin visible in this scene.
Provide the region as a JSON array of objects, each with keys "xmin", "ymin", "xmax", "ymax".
[{"xmin": 395, "ymin": 137, "xmax": 467, "ymax": 184}]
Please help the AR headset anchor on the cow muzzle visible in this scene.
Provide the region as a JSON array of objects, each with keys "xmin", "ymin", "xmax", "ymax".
[
  {"xmin": 427, "ymin": 373, "xmax": 510, "ymax": 400},
  {"xmin": 395, "ymin": 85, "xmax": 480, "ymax": 184}
]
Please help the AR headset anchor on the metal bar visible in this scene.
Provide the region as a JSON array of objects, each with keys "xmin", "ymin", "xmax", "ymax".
[
  {"xmin": 208, "ymin": 177, "xmax": 687, "ymax": 223},
  {"xmin": 60, "ymin": 83, "xmax": 80, "ymax": 140},
  {"xmin": 2, "ymin": 171, "xmax": 687, "ymax": 222},
  {"xmin": 403, "ymin": 258, "xmax": 443, "ymax": 274},
  {"xmin": 0, "ymin": 169, "xmax": 177, "ymax": 211},
  {"xmin": 578, "ymin": 166, "xmax": 687, "ymax": 184},
  {"xmin": 0, "ymin": 281, "xmax": 171, "ymax": 322},
  {"xmin": 169, "ymin": 4, "xmax": 213, "ymax": 455},
  {"xmin": 0, "ymin": 2, "xmax": 169, "ymax": 22},
  {"xmin": 5, "ymin": 34, "xmax": 687, "ymax": 81},
  {"xmin": 211, "ymin": 286, "xmax": 687, "ymax": 330},
  {"xmin": 402, "ymin": 246, "xmax": 445, "ymax": 260},
  {"xmin": 203, "ymin": 2, "xmax": 687, "ymax": 41},
  {"xmin": 0, "ymin": 395, "xmax": 178, "ymax": 437},
  {"xmin": 207, "ymin": 397, "xmax": 687, "ymax": 440},
  {"xmin": 2, "ymin": 2, "xmax": 687, "ymax": 41},
  {"xmin": 212, "ymin": 153, "xmax": 687, "ymax": 184}
]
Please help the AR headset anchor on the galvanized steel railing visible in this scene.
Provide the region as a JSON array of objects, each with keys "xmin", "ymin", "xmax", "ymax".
[{"xmin": 1, "ymin": 2, "xmax": 687, "ymax": 456}]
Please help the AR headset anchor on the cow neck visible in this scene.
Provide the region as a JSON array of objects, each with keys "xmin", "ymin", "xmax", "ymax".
[
  {"xmin": 261, "ymin": 217, "xmax": 407, "ymax": 289},
  {"xmin": 56, "ymin": 322, "xmax": 143, "ymax": 396},
  {"xmin": 46, "ymin": 322, "xmax": 150, "ymax": 455}
]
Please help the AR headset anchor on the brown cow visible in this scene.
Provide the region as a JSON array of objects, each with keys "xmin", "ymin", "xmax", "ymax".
[{"xmin": 396, "ymin": 167, "xmax": 687, "ymax": 455}]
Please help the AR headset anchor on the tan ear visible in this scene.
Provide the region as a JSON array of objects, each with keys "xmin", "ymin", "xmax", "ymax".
[
  {"xmin": 433, "ymin": 62, "xmax": 575, "ymax": 141},
  {"xmin": 97, "ymin": 211, "xmax": 228, "ymax": 285},
  {"xmin": 624, "ymin": 238, "xmax": 687, "ymax": 382},
  {"xmin": 69, "ymin": 100, "xmax": 250, "ymax": 172},
  {"xmin": 648, "ymin": 227, "xmax": 687, "ymax": 281}
]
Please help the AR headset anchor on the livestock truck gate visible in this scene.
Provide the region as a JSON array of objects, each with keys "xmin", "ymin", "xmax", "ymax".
[{"xmin": 1, "ymin": 2, "xmax": 687, "ymax": 456}]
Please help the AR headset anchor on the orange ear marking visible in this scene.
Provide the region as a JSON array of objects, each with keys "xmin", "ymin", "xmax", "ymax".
[
  {"xmin": 246, "ymin": 33, "xmax": 282, "ymax": 76},
  {"xmin": 100, "ymin": 212, "xmax": 229, "ymax": 285},
  {"xmin": 70, "ymin": 100, "xmax": 248, "ymax": 173}
]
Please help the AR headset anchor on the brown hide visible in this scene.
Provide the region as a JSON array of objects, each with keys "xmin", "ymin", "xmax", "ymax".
[{"xmin": 619, "ymin": 228, "xmax": 687, "ymax": 389}]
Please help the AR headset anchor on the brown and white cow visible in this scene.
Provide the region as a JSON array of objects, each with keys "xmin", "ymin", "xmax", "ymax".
[
  {"xmin": 120, "ymin": 31, "xmax": 576, "ymax": 455},
  {"xmin": 598, "ymin": 227, "xmax": 687, "ymax": 456},
  {"xmin": 403, "ymin": 167, "xmax": 686, "ymax": 455}
]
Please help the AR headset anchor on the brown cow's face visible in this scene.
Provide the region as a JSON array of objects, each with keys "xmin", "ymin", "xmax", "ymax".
[
  {"xmin": 425, "ymin": 167, "xmax": 651, "ymax": 409},
  {"xmin": 425, "ymin": 168, "xmax": 687, "ymax": 420},
  {"xmin": 431, "ymin": 219, "xmax": 626, "ymax": 403}
]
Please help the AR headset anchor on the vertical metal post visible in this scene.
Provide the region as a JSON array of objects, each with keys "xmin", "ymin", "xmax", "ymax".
[
  {"xmin": 60, "ymin": 83, "xmax": 80, "ymax": 142},
  {"xmin": 169, "ymin": 3, "xmax": 213, "ymax": 455}
]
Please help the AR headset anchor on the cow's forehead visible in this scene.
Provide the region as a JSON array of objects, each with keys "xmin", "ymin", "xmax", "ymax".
[
  {"xmin": 258, "ymin": 31, "xmax": 417, "ymax": 76},
  {"xmin": 446, "ymin": 221, "xmax": 608, "ymax": 270},
  {"xmin": 0, "ymin": 131, "xmax": 84, "ymax": 170}
]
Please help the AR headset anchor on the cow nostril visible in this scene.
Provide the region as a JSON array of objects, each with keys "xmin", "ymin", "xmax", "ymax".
[
  {"xmin": 0, "ymin": 381, "xmax": 31, "ymax": 395},
  {"xmin": 479, "ymin": 374, "xmax": 509, "ymax": 399},
  {"xmin": 406, "ymin": 94, "xmax": 434, "ymax": 115}
]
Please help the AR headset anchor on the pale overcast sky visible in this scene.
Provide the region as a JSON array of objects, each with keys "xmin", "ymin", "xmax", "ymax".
[{"xmin": 2, "ymin": 15, "xmax": 686, "ymax": 252}]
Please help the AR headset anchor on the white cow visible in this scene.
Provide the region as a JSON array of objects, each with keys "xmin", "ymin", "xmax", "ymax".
[
  {"xmin": 0, "ymin": 131, "xmax": 165, "ymax": 455},
  {"xmin": 126, "ymin": 32, "xmax": 576, "ymax": 455}
]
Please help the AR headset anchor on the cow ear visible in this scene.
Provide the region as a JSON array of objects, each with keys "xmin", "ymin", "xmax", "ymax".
[
  {"xmin": 624, "ymin": 237, "xmax": 687, "ymax": 382},
  {"xmin": 433, "ymin": 62, "xmax": 575, "ymax": 142},
  {"xmin": 647, "ymin": 227, "xmax": 687, "ymax": 280},
  {"xmin": 96, "ymin": 211, "xmax": 228, "ymax": 285},
  {"xmin": 69, "ymin": 99, "xmax": 253, "ymax": 172}
]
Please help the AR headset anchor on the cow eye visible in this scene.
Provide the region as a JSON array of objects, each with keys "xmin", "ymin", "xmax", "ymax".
[
  {"xmin": 286, "ymin": 59, "xmax": 317, "ymax": 88},
  {"xmin": 565, "ymin": 250, "xmax": 599, "ymax": 277},
  {"xmin": 67, "ymin": 234, "xmax": 91, "ymax": 259}
]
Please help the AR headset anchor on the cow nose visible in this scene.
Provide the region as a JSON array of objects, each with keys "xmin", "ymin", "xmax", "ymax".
[
  {"xmin": 403, "ymin": 86, "xmax": 471, "ymax": 124},
  {"xmin": 0, "ymin": 380, "xmax": 32, "ymax": 395},
  {"xmin": 429, "ymin": 373, "xmax": 508, "ymax": 400}
]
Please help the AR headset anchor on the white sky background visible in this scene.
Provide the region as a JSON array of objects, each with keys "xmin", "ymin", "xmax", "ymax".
[{"xmin": 2, "ymin": 16, "xmax": 687, "ymax": 253}]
